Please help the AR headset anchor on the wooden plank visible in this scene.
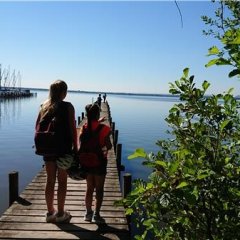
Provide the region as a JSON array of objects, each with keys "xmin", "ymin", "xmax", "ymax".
[
  {"xmin": 2, "ymin": 204, "xmax": 125, "ymax": 212},
  {"xmin": 19, "ymin": 192, "xmax": 123, "ymax": 200},
  {"xmin": 0, "ymin": 230, "xmax": 130, "ymax": 240},
  {"xmin": 0, "ymin": 215, "xmax": 128, "ymax": 224},
  {"xmin": 21, "ymin": 190, "xmax": 123, "ymax": 197},
  {"xmin": 0, "ymin": 222, "xmax": 128, "ymax": 231},
  {"xmin": 29, "ymin": 182, "xmax": 121, "ymax": 189},
  {"xmin": 3, "ymin": 209, "xmax": 126, "ymax": 217}
]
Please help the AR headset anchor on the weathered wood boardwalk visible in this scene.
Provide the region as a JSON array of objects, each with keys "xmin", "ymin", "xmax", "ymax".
[{"xmin": 0, "ymin": 102, "xmax": 130, "ymax": 239}]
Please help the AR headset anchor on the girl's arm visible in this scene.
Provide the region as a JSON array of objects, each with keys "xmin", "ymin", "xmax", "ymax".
[
  {"xmin": 68, "ymin": 104, "xmax": 78, "ymax": 153},
  {"xmin": 104, "ymin": 131, "xmax": 112, "ymax": 150}
]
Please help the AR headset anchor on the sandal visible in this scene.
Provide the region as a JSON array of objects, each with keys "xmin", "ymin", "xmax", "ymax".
[
  {"xmin": 45, "ymin": 211, "xmax": 57, "ymax": 223},
  {"xmin": 84, "ymin": 210, "xmax": 93, "ymax": 222},
  {"xmin": 92, "ymin": 213, "xmax": 105, "ymax": 224},
  {"xmin": 56, "ymin": 211, "xmax": 72, "ymax": 223}
]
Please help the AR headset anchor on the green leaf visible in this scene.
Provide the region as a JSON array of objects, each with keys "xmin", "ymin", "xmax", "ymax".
[
  {"xmin": 215, "ymin": 58, "xmax": 231, "ymax": 66},
  {"xmin": 176, "ymin": 181, "xmax": 188, "ymax": 189},
  {"xmin": 197, "ymin": 174, "xmax": 209, "ymax": 180},
  {"xmin": 202, "ymin": 80, "xmax": 210, "ymax": 91},
  {"xmin": 226, "ymin": 88, "xmax": 234, "ymax": 95},
  {"xmin": 224, "ymin": 29, "xmax": 240, "ymax": 44},
  {"xmin": 146, "ymin": 182, "xmax": 153, "ymax": 190},
  {"xmin": 125, "ymin": 208, "xmax": 134, "ymax": 215},
  {"xmin": 169, "ymin": 107, "xmax": 179, "ymax": 113},
  {"xmin": 192, "ymin": 186, "xmax": 199, "ymax": 199},
  {"xmin": 229, "ymin": 38, "xmax": 240, "ymax": 44},
  {"xmin": 205, "ymin": 58, "xmax": 231, "ymax": 67},
  {"xmin": 189, "ymin": 75, "xmax": 194, "ymax": 83},
  {"xmin": 229, "ymin": 69, "xmax": 240, "ymax": 78},
  {"xmin": 183, "ymin": 68, "xmax": 189, "ymax": 78},
  {"xmin": 205, "ymin": 58, "xmax": 219, "ymax": 67},
  {"xmin": 220, "ymin": 119, "xmax": 231, "ymax": 131},
  {"xmin": 175, "ymin": 80, "xmax": 181, "ymax": 88},
  {"xmin": 169, "ymin": 160, "xmax": 180, "ymax": 174},
  {"xmin": 207, "ymin": 46, "xmax": 220, "ymax": 55},
  {"xmin": 161, "ymin": 182, "xmax": 167, "ymax": 187},
  {"xmin": 225, "ymin": 157, "xmax": 231, "ymax": 164},
  {"xmin": 143, "ymin": 219, "xmax": 154, "ymax": 228},
  {"xmin": 128, "ymin": 148, "xmax": 147, "ymax": 160},
  {"xmin": 155, "ymin": 160, "xmax": 167, "ymax": 168}
]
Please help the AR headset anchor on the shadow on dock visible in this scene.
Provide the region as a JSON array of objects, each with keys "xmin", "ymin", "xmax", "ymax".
[
  {"xmin": 16, "ymin": 197, "xmax": 32, "ymax": 206},
  {"xmin": 56, "ymin": 222, "xmax": 130, "ymax": 240}
]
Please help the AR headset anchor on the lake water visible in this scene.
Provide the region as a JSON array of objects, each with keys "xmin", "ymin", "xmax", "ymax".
[{"xmin": 0, "ymin": 90, "xmax": 178, "ymax": 215}]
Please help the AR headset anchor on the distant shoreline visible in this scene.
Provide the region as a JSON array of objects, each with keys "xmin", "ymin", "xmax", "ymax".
[
  {"xmin": 15, "ymin": 87, "xmax": 240, "ymax": 99},
  {"xmin": 20, "ymin": 87, "xmax": 179, "ymax": 98}
]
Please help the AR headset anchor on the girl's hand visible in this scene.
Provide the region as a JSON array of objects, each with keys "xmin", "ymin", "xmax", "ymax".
[{"xmin": 98, "ymin": 116, "xmax": 105, "ymax": 122}]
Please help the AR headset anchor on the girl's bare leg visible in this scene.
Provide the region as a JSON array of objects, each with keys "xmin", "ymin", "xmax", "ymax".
[
  {"xmin": 57, "ymin": 167, "xmax": 68, "ymax": 215},
  {"xmin": 94, "ymin": 175, "xmax": 105, "ymax": 214},
  {"xmin": 85, "ymin": 174, "xmax": 95, "ymax": 212},
  {"xmin": 45, "ymin": 161, "xmax": 57, "ymax": 214}
]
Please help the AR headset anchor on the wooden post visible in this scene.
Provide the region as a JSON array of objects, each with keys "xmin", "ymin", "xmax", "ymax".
[
  {"xmin": 123, "ymin": 173, "xmax": 132, "ymax": 198},
  {"xmin": 111, "ymin": 122, "xmax": 115, "ymax": 138},
  {"xmin": 77, "ymin": 116, "xmax": 81, "ymax": 125},
  {"xmin": 123, "ymin": 173, "xmax": 132, "ymax": 229},
  {"xmin": 9, "ymin": 171, "xmax": 19, "ymax": 206},
  {"xmin": 114, "ymin": 130, "xmax": 118, "ymax": 152},
  {"xmin": 81, "ymin": 112, "xmax": 84, "ymax": 120},
  {"xmin": 116, "ymin": 143, "xmax": 122, "ymax": 175}
]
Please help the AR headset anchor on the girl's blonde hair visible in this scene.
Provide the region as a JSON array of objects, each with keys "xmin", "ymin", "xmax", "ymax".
[{"xmin": 40, "ymin": 80, "xmax": 68, "ymax": 117}]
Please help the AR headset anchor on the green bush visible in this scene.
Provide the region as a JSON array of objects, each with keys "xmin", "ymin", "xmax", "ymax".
[
  {"xmin": 120, "ymin": 1, "xmax": 240, "ymax": 239},
  {"xmin": 124, "ymin": 69, "xmax": 240, "ymax": 239}
]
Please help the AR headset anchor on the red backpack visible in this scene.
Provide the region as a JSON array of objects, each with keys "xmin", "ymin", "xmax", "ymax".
[{"xmin": 78, "ymin": 124, "xmax": 104, "ymax": 168}]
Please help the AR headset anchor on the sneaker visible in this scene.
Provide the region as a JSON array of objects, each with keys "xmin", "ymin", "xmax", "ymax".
[
  {"xmin": 92, "ymin": 213, "xmax": 105, "ymax": 224},
  {"xmin": 45, "ymin": 211, "xmax": 57, "ymax": 223},
  {"xmin": 56, "ymin": 211, "xmax": 72, "ymax": 223},
  {"xmin": 84, "ymin": 210, "xmax": 93, "ymax": 222}
]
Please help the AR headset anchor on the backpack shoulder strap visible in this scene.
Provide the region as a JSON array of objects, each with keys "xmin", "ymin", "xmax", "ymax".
[
  {"xmin": 80, "ymin": 123, "xmax": 104, "ymax": 139},
  {"xmin": 94, "ymin": 124, "xmax": 104, "ymax": 134}
]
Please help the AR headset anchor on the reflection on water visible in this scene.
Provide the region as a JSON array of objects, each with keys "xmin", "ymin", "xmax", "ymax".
[
  {"xmin": 0, "ymin": 96, "xmax": 37, "ymax": 128},
  {"xmin": 0, "ymin": 98, "xmax": 21, "ymax": 127}
]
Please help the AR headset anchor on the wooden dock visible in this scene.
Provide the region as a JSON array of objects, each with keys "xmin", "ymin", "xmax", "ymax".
[{"xmin": 0, "ymin": 102, "xmax": 130, "ymax": 239}]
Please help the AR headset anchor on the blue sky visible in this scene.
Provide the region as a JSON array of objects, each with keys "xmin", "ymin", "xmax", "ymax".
[{"xmin": 0, "ymin": 1, "xmax": 239, "ymax": 95}]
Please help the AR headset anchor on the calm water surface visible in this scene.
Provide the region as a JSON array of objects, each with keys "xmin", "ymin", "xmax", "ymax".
[{"xmin": 0, "ymin": 91, "xmax": 178, "ymax": 215}]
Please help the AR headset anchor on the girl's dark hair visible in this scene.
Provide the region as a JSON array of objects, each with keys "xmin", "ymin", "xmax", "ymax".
[{"xmin": 85, "ymin": 103, "xmax": 100, "ymax": 131}]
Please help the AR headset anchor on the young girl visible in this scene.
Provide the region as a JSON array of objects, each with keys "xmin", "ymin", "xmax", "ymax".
[
  {"xmin": 35, "ymin": 80, "xmax": 78, "ymax": 223},
  {"xmin": 79, "ymin": 103, "xmax": 112, "ymax": 223}
]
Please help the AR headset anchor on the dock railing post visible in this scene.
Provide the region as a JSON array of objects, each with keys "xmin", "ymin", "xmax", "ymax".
[
  {"xmin": 111, "ymin": 122, "xmax": 115, "ymax": 137},
  {"xmin": 77, "ymin": 116, "xmax": 81, "ymax": 126},
  {"xmin": 114, "ymin": 130, "xmax": 118, "ymax": 152},
  {"xmin": 81, "ymin": 112, "xmax": 84, "ymax": 120},
  {"xmin": 116, "ymin": 143, "xmax": 122, "ymax": 171},
  {"xmin": 9, "ymin": 171, "xmax": 19, "ymax": 206},
  {"xmin": 116, "ymin": 143, "xmax": 125, "ymax": 178},
  {"xmin": 109, "ymin": 110, "xmax": 111, "ymax": 121},
  {"xmin": 123, "ymin": 173, "xmax": 132, "ymax": 198}
]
